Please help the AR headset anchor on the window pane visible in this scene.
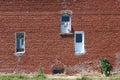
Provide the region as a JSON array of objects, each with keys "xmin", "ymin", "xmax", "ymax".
[
  {"xmin": 17, "ymin": 39, "xmax": 20, "ymax": 49},
  {"xmin": 76, "ymin": 34, "xmax": 82, "ymax": 42},
  {"xmin": 21, "ymin": 39, "xmax": 24, "ymax": 45},
  {"xmin": 16, "ymin": 32, "xmax": 25, "ymax": 53},
  {"xmin": 16, "ymin": 33, "xmax": 24, "ymax": 39},
  {"xmin": 62, "ymin": 16, "xmax": 70, "ymax": 22},
  {"xmin": 16, "ymin": 39, "xmax": 24, "ymax": 52}
]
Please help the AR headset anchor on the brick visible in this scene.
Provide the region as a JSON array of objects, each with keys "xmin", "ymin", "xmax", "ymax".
[{"xmin": 0, "ymin": 0, "xmax": 119, "ymax": 74}]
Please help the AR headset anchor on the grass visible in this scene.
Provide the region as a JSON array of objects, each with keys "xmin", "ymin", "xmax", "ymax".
[
  {"xmin": 0, "ymin": 75, "xmax": 73, "ymax": 80},
  {"xmin": 0, "ymin": 67, "xmax": 119, "ymax": 80},
  {"xmin": 76, "ymin": 76, "xmax": 92, "ymax": 80},
  {"xmin": 0, "ymin": 75, "xmax": 29, "ymax": 80},
  {"xmin": 0, "ymin": 74, "xmax": 119, "ymax": 80}
]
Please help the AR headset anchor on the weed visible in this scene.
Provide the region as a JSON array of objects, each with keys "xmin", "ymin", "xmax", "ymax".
[
  {"xmin": 35, "ymin": 66, "xmax": 46, "ymax": 80},
  {"xmin": 100, "ymin": 57, "xmax": 112, "ymax": 77}
]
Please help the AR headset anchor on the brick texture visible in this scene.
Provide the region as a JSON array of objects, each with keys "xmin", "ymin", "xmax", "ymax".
[{"xmin": 0, "ymin": 0, "xmax": 120, "ymax": 73}]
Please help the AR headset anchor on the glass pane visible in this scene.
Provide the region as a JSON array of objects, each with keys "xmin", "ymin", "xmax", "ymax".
[
  {"xmin": 17, "ymin": 39, "xmax": 20, "ymax": 49},
  {"xmin": 76, "ymin": 34, "xmax": 82, "ymax": 42},
  {"xmin": 16, "ymin": 32, "xmax": 25, "ymax": 52},
  {"xmin": 16, "ymin": 33, "xmax": 24, "ymax": 39},
  {"xmin": 62, "ymin": 16, "xmax": 70, "ymax": 22},
  {"xmin": 21, "ymin": 39, "xmax": 24, "ymax": 45},
  {"xmin": 16, "ymin": 39, "xmax": 24, "ymax": 52}
]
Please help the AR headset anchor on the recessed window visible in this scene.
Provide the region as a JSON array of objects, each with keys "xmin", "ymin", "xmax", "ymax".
[
  {"xmin": 62, "ymin": 16, "xmax": 70, "ymax": 22},
  {"xmin": 60, "ymin": 14, "xmax": 72, "ymax": 34},
  {"xmin": 15, "ymin": 32, "xmax": 25, "ymax": 54},
  {"xmin": 74, "ymin": 31, "xmax": 85, "ymax": 55},
  {"xmin": 76, "ymin": 34, "xmax": 82, "ymax": 42}
]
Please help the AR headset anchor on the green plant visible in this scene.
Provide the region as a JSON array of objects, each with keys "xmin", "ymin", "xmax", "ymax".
[
  {"xmin": 35, "ymin": 66, "xmax": 46, "ymax": 80},
  {"xmin": 100, "ymin": 57, "xmax": 112, "ymax": 77}
]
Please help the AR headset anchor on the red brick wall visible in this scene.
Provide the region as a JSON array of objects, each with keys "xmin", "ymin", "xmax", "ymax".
[{"xmin": 0, "ymin": 0, "xmax": 120, "ymax": 73}]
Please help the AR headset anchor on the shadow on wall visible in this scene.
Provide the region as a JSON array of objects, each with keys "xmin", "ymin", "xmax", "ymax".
[{"xmin": 60, "ymin": 28, "xmax": 74, "ymax": 38}]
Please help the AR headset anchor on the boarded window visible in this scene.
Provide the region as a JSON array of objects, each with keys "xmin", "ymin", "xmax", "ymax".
[
  {"xmin": 74, "ymin": 31, "xmax": 85, "ymax": 54},
  {"xmin": 60, "ymin": 14, "xmax": 71, "ymax": 34}
]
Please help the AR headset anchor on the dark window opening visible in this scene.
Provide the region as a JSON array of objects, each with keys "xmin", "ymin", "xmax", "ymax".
[
  {"xmin": 62, "ymin": 16, "xmax": 70, "ymax": 22},
  {"xmin": 76, "ymin": 34, "xmax": 82, "ymax": 42},
  {"xmin": 16, "ymin": 33, "xmax": 24, "ymax": 39},
  {"xmin": 51, "ymin": 67, "xmax": 64, "ymax": 74},
  {"xmin": 16, "ymin": 48, "xmax": 24, "ymax": 52}
]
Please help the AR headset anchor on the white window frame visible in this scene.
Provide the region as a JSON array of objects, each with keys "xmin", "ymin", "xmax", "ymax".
[
  {"xmin": 15, "ymin": 32, "xmax": 25, "ymax": 54},
  {"xmin": 60, "ymin": 14, "xmax": 72, "ymax": 34},
  {"xmin": 74, "ymin": 31, "xmax": 85, "ymax": 55}
]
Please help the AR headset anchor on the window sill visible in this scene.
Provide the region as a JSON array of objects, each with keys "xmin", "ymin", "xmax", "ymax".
[
  {"xmin": 14, "ymin": 52, "xmax": 25, "ymax": 57},
  {"xmin": 60, "ymin": 33, "xmax": 73, "ymax": 35},
  {"xmin": 75, "ymin": 51, "xmax": 86, "ymax": 56},
  {"xmin": 15, "ymin": 52, "xmax": 25, "ymax": 53}
]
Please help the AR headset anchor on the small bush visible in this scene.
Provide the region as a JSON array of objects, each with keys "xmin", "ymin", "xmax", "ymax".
[{"xmin": 100, "ymin": 57, "xmax": 112, "ymax": 77}]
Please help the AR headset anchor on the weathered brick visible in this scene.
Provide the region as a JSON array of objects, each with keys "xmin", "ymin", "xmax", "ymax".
[{"xmin": 0, "ymin": 0, "xmax": 120, "ymax": 74}]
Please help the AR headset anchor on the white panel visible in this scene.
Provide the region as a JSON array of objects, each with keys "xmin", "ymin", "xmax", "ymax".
[
  {"xmin": 61, "ymin": 22, "xmax": 68, "ymax": 33},
  {"xmin": 60, "ymin": 14, "xmax": 71, "ymax": 34},
  {"xmin": 75, "ymin": 43, "xmax": 84, "ymax": 53},
  {"xmin": 74, "ymin": 31, "xmax": 85, "ymax": 54}
]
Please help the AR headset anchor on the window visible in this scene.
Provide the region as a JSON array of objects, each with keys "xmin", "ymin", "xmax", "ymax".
[
  {"xmin": 76, "ymin": 34, "xmax": 82, "ymax": 42},
  {"xmin": 15, "ymin": 32, "xmax": 25, "ymax": 53},
  {"xmin": 60, "ymin": 14, "xmax": 71, "ymax": 34},
  {"xmin": 62, "ymin": 16, "xmax": 70, "ymax": 22},
  {"xmin": 74, "ymin": 31, "xmax": 85, "ymax": 55}
]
